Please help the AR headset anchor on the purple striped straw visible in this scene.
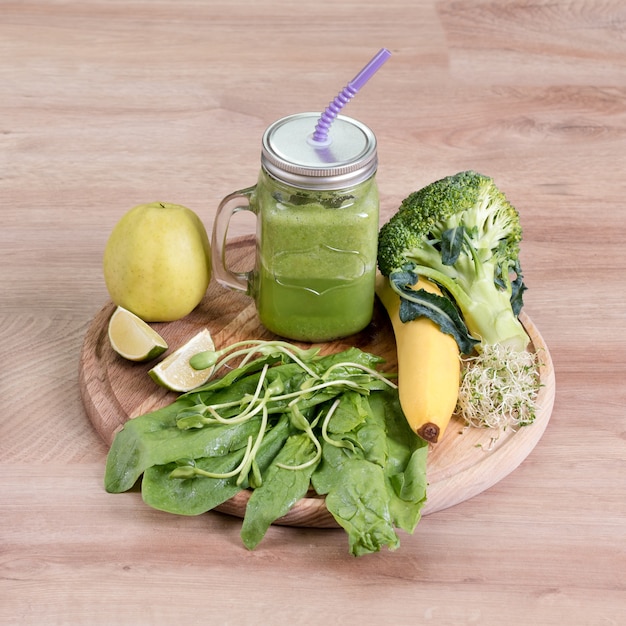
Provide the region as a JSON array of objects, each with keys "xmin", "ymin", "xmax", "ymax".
[{"xmin": 310, "ymin": 48, "xmax": 391, "ymax": 145}]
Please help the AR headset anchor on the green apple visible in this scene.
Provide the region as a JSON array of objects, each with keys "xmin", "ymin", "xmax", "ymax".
[{"xmin": 103, "ymin": 202, "xmax": 212, "ymax": 322}]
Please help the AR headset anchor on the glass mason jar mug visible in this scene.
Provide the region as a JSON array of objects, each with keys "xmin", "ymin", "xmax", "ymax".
[{"xmin": 212, "ymin": 113, "xmax": 379, "ymax": 343}]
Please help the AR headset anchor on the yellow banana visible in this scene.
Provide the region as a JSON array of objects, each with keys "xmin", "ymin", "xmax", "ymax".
[{"xmin": 376, "ymin": 274, "xmax": 460, "ymax": 443}]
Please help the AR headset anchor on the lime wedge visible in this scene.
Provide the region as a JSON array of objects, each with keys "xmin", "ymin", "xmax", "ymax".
[
  {"xmin": 148, "ymin": 328, "xmax": 215, "ymax": 392},
  {"xmin": 108, "ymin": 306, "xmax": 168, "ymax": 362}
]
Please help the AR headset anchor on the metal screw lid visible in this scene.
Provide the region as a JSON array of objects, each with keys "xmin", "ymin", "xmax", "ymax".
[{"xmin": 261, "ymin": 112, "xmax": 378, "ymax": 190}]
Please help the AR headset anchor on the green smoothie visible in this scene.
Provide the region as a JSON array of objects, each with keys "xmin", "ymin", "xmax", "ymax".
[{"xmin": 252, "ymin": 172, "xmax": 379, "ymax": 342}]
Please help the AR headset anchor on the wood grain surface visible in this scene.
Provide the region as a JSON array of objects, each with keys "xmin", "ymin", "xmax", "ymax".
[
  {"xmin": 79, "ymin": 237, "xmax": 555, "ymax": 527},
  {"xmin": 2, "ymin": 1, "xmax": 626, "ymax": 625}
]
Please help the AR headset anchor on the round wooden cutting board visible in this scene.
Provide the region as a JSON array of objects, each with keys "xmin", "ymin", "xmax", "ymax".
[{"xmin": 79, "ymin": 237, "xmax": 556, "ymax": 528}]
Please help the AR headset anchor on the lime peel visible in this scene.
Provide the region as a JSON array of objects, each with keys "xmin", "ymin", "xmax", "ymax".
[
  {"xmin": 108, "ymin": 306, "xmax": 168, "ymax": 362},
  {"xmin": 149, "ymin": 329, "xmax": 216, "ymax": 392}
]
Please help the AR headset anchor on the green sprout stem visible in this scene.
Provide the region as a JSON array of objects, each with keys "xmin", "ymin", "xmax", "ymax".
[
  {"xmin": 169, "ymin": 436, "xmax": 254, "ymax": 480},
  {"xmin": 276, "ymin": 405, "xmax": 322, "ymax": 471},
  {"xmin": 190, "ymin": 340, "xmax": 319, "ymax": 378},
  {"xmin": 321, "ymin": 398, "xmax": 358, "ymax": 452},
  {"xmin": 236, "ymin": 403, "xmax": 269, "ymax": 486},
  {"xmin": 204, "ymin": 363, "xmax": 271, "ymax": 425},
  {"xmin": 322, "ymin": 362, "xmax": 397, "ymax": 389},
  {"xmin": 284, "ymin": 379, "xmax": 363, "ymax": 406}
]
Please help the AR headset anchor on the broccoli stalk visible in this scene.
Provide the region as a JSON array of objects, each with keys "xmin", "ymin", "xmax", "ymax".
[
  {"xmin": 401, "ymin": 231, "xmax": 528, "ymax": 352},
  {"xmin": 378, "ymin": 171, "xmax": 530, "ymax": 354}
]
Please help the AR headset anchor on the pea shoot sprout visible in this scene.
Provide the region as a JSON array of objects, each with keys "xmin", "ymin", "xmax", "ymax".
[{"xmin": 189, "ymin": 339, "xmax": 320, "ymax": 377}]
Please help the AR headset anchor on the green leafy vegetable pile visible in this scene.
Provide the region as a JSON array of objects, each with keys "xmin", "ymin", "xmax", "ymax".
[{"xmin": 105, "ymin": 341, "xmax": 428, "ymax": 556}]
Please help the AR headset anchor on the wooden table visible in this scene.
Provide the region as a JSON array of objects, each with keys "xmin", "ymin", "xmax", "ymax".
[{"xmin": 2, "ymin": 2, "xmax": 625, "ymax": 624}]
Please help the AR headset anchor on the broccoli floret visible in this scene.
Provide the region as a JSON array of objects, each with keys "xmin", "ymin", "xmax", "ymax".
[{"xmin": 378, "ymin": 170, "xmax": 529, "ymax": 353}]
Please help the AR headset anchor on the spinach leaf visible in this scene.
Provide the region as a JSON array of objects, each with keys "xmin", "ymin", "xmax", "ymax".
[
  {"xmin": 104, "ymin": 399, "xmax": 263, "ymax": 493},
  {"xmin": 311, "ymin": 388, "xmax": 427, "ymax": 556},
  {"xmin": 240, "ymin": 432, "xmax": 319, "ymax": 550},
  {"xmin": 370, "ymin": 392, "xmax": 428, "ymax": 533},
  {"xmin": 324, "ymin": 391, "xmax": 370, "ymax": 435},
  {"xmin": 141, "ymin": 414, "xmax": 291, "ymax": 515},
  {"xmin": 324, "ymin": 460, "xmax": 400, "ymax": 556},
  {"xmin": 312, "ymin": 395, "xmax": 399, "ymax": 556},
  {"xmin": 142, "ymin": 449, "xmax": 247, "ymax": 515}
]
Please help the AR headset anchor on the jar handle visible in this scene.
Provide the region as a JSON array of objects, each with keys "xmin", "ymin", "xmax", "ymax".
[{"xmin": 211, "ymin": 186, "xmax": 256, "ymax": 294}]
